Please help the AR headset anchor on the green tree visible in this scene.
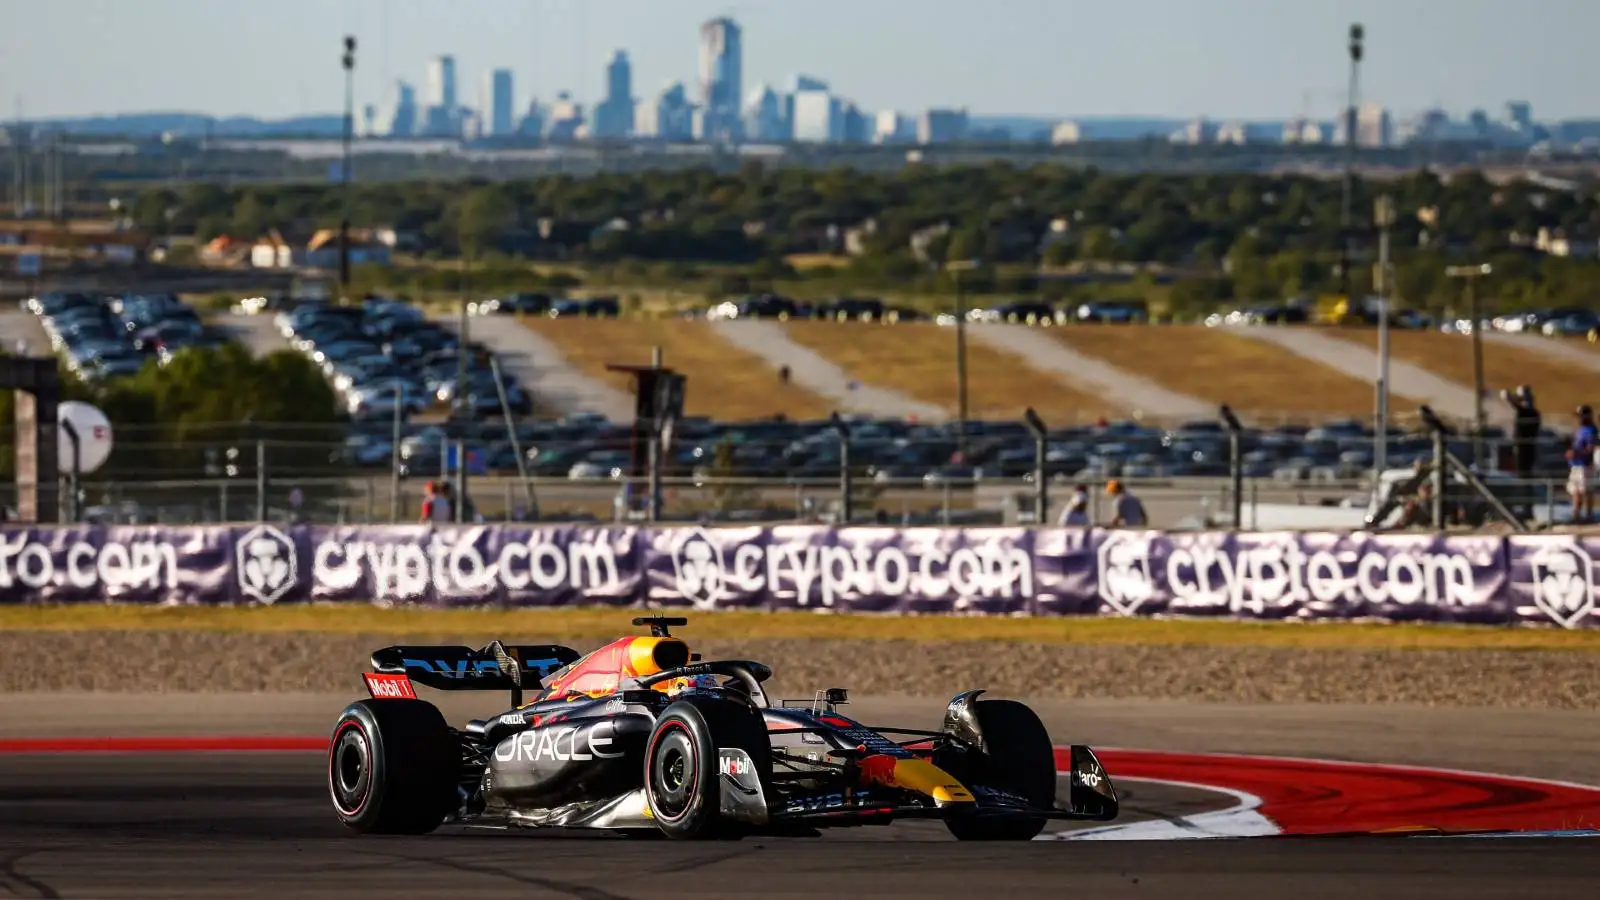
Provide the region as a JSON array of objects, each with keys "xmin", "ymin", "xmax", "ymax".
[{"xmin": 455, "ymin": 186, "xmax": 514, "ymax": 258}]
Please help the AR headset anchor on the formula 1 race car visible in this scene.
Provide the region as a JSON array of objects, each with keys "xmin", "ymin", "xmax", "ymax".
[{"xmin": 327, "ymin": 616, "xmax": 1119, "ymax": 840}]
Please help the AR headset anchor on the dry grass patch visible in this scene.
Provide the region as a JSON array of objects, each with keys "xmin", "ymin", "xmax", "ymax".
[
  {"xmin": 1047, "ymin": 325, "xmax": 1384, "ymax": 420},
  {"xmin": 782, "ymin": 253, "xmax": 852, "ymax": 271},
  {"xmin": 784, "ymin": 321, "xmax": 1113, "ymax": 423},
  {"xmin": 5, "ymin": 606, "xmax": 1598, "ymax": 651},
  {"xmin": 1343, "ymin": 329, "xmax": 1599, "ymax": 420},
  {"xmin": 523, "ymin": 318, "xmax": 833, "ymax": 421}
]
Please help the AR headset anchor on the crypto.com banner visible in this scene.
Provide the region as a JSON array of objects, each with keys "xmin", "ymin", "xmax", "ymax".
[{"xmin": 0, "ymin": 524, "xmax": 1593, "ymax": 628}]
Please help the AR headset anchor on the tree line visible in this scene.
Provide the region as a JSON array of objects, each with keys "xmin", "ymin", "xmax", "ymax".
[{"xmin": 129, "ymin": 163, "xmax": 1600, "ymax": 313}]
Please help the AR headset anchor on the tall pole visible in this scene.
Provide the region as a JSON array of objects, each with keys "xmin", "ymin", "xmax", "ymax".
[
  {"xmin": 1373, "ymin": 194, "xmax": 1394, "ymax": 484},
  {"xmin": 1339, "ymin": 23, "xmax": 1364, "ymax": 305},
  {"xmin": 954, "ymin": 268, "xmax": 970, "ymax": 455},
  {"xmin": 1469, "ymin": 277, "xmax": 1486, "ymax": 467},
  {"xmin": 457, "ymin": 249, "xmax": 471, "ymax": 418},
  {"xmin": 340, "ymin": 36, "xmax": 356, "ymax": 295},
  {"xmin": 1447, "ymin": 264, "xmax": 1493, "ymax": 469}
]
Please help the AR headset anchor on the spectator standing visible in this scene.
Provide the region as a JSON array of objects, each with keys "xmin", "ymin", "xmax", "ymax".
[
  {"xmin": 1106, "ymin": 479, "xmax": 1147, "ymax": 528},
  {"xmin": 1057, "ymin": 483, "xmax": 1090, "ymax": 526},
  {"xmin": 1566, "ymin": 406, "xmax": 1597, "ymax": 524},
  {"xmin": 1500, "ymin": 385, "xmax": 1542, "ymax": 478},
  {"xmin": 420, "ymin": 480, "xmax": 453, "ymax": 523}
]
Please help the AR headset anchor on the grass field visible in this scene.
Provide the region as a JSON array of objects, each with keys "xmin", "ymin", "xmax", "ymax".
[
  {"xmin": 7, "ymin": 606, "xmax": 1598, "ymax": 651},
  {"xmin": 523, "ymin": 318, "xmax": 835, "ymax": 421},
  {"xmin": 782, "ymin": 321, "xmax": 1114, "ymax": 424},
  {"xmin": 1342, "ymin": 329, "xmax": 1600, "ymax": 421},
  {"xmin": 1044, "ymin": 325, "xmax": 1394, "ymax": 420}
]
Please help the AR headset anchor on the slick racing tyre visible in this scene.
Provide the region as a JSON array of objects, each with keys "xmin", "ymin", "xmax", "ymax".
[
  {"xmin": 644, "ymin": 697, "xmax": 770, "ymax": 840},
  {"xmin": 939, "ymin": 699, "xmax": 1056, "ymax": 841},
  {"xmin": 328, "ymin": 699, "xmax": 461, "ymax": 834}
]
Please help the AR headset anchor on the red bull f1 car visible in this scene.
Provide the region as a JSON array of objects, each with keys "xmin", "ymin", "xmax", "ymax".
[{"xmin": 328, "ymin": 617, "xmax": 1119, "ymax": 840}]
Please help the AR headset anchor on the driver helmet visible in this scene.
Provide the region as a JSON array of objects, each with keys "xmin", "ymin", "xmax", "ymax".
[{"xmin": 658, "ymin": 673, "xmax": 719, "ymax": 697}]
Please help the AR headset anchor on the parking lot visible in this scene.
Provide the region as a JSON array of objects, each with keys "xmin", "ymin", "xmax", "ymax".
[{"xmin": 25, "ymin": 291, "xmax": 230, "ymax": 383}]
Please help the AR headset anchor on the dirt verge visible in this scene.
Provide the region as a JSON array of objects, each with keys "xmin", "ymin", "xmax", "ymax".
[{"xmin": 4, "ymin": 630, "xmax": 1597, "ymax": 710}]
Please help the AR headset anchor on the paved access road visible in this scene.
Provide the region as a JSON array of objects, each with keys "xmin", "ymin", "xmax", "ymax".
[{"xmin": 1, "ymin": 695, "xmax": 1598, "ymax": 898}]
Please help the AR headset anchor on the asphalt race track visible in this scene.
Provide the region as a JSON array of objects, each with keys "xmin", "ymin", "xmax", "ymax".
[
  {"xmin": 3, "ymin": 697, "xmax": 1600, "ymax": 899},
  {"xmin": 3, "ymin": 752, "xmax": 1597, "ymax": 900}
]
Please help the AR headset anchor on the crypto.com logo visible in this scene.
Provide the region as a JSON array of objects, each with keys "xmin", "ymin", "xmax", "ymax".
[
  {"xmin": 1097, "ymin": 532, "xmax": 1155, "ymax": 616},
  {"xmin": 236, "ymin": 524, "xmax": 298, "ymax": 603},
  {"xmin": 1527, "ymin": 542, "xmax": 1595, "ymax": 629},
  {"xmin": 671, "ymin": 528, "xmax": 727, "ymax": 609}
]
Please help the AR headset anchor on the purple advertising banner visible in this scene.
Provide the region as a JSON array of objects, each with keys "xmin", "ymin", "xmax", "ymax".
[
  {"xmin": 1092, "ymin": 529, "xmax": 1508, "ymax": 623},
  {"xmin": 0, "ymin": 523, "xmax": 1591, "ymax": 629},
  {"xmin": 1504, "ymin": 535, "xmax": 1600, "ymax": 630}
]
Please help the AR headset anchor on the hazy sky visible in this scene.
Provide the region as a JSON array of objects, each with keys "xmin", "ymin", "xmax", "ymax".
[{"xmin": 3, "ymin": 0, "xmax": 1596, "ymax": 122}]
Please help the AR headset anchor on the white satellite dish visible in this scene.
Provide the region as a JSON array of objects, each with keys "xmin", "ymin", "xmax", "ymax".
[{"xmin": 58, "ymin": 402, "xmax": 115, "ymax": 474}]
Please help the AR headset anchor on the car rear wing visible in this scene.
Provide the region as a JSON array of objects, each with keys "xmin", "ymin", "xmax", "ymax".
[{"xmin": 368, "ymin": 642, "xmax": 580, "ymax": 705}]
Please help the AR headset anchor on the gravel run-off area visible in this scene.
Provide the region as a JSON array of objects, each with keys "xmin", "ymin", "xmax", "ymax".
[{"xmin": 3, "ymin": 631, "xmax": 1598, "ymax": 710}]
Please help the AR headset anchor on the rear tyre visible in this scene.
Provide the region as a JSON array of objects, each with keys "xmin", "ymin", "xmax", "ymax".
[
  {"xmin": 328, "ymin": 699, "xmax": 460, "ymax": 834},
  {"xmin": 644, "ymin": 697, "xmax": 770, "ymax": 840},
  {"xmin": 939, "ymin": 699, "xmax": 1055, "ymax": 841}
]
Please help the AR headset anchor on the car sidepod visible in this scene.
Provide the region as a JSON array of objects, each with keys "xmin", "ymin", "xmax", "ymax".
[{"xmin": 486, "ymin": 711, "xmax": 653, "ymax": 811}]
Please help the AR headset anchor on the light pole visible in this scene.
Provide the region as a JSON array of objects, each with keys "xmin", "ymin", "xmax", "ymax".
[
  {"xmin": 1339, "ymin": 23, "xmax": 1364, "ymax": 306},
  {"xmin": 945, "ymin": 258, "xmax": 980, "ymax": 455},
  {"xmin": 1446, "ymin": 263, "xmax": 1493, "ymax": 468},
  {"xmin": 1372, "ymin": 194, "xmax": 1395, "ymax": 483},
  {"xmin": 340, "ymin": 35, "xmax": 356, "ymax": 295}
]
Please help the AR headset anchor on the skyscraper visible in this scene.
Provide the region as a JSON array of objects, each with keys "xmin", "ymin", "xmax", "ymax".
[
  {"xmin": 594, "ymin": 50, "xmax": 636, "ymax": 139},
  {"xmin": 698, "ymin": 18, "xmax": 743, "ymax": 142},
  {"xmin": 481, "ymin": 69, "xmax": 514, "ymax": 137},
  {"xmin": 382, "ymin": 81, "xmax": 418, "ymax": 137},
  {"xmin": 422, "ymin": 55, "xmax": 459, "ymax": 137},
  {"xmin": 743, "ymin": 85, "xmax": 783, "ymax": 142},
  {"xmin": 652, "ymin": 82, "xmax": 695, "ymax": 142},
  {"xmin": 791, "ymin": 88, "xmax": 840, "ymax": 143},
  {"xmin": 427, "ymin": 55, "xmax": 457, "ymax": 109}
]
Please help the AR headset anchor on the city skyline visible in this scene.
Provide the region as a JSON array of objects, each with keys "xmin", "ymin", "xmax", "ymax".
[{"xmin": 3, "ymin": 0, "xmax": 1599, "ymax": 124}]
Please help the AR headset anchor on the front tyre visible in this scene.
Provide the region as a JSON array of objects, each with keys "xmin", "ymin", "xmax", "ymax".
[
  {"xmin": 644, "ymin": 697, "xmax": 770, "ymax": 840},
  {"xmin": 940, "ymin": 699, "xmax": 1056, "ymax": 841},
  {"xmin": 328, "ymin": 699, "xmax": 460, "ymax": 834}
]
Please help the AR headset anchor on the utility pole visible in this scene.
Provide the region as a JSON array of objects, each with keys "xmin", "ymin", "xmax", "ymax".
[
  {"xmin": 340, "ymin": 36, "xmax": 357, "ymax": 295},
  {"xmin": 1373, "ymin": 194, "xmax": 1395, "ymax": 484},
  {"xmin": 945, "ymin": 259, "xmax": 979, "ymax": 456},
  {"xmin": 1446, "ymin": 263, "xmax": 1493, "ymax": 468},
  {"xmin": 1339, "ymin": 23, "xmax": 1364, "ymax": 306}
]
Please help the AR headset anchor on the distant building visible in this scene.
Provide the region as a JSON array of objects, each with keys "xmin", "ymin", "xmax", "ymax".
[
  {"xmin": 1330, "ymin": 104, "xmax": 1390, "ymax": 147},
  {"xmin": 792, "ymin": 88, "xmax": 841, "ymax": 143},
  {"xmin": 1282, "ymin": 118, "xmax": 1327, "ymax": 145},
  {"xmin": 1170, "ymin": 118, "xmax": 1213, "ymax": 144},
  {"xmin": 546, "ymin": 93, "xmax": 586, "ymax": 143},
  {"xmin": 518, "ymin": 99, "xmax": 547, "ymax": 140},
  {"xmin": 918, "ymin": 108, "xmax": 968, "ymax": 144},
  {"xmin": 427, "ymin": 55, "xmax": 457, "ymax": 110},
  {"xmin": 1051, "ymin": 121, "xmax": 1082, "ymax": 144},
  {"xmin": 1507, "ymin": 101, "xmax": 1534, "ymax": 133},
  {"xmin": 481, "ymin": 69, "xmax": 514, "ymax": 137},
  {"xmin": 1215, "ymin": 122, "xmax": 1248, "ymax": 145},
  {"xmin": 593, "ymin": 51, "xmax": 636, "ymax": 139},
  {"xmin": 743, "ymin": 84, "xmax": 785, "ymax": 142},
  {"xmin": 380, "ymin": 81, "xmax": 418, "ymax": 137},
  {"xmin": 304, "ymin": 228, "xmax": 392, "ymax": 269},
  {"xmin": 1356, "ymin": 104, "xmax": 1391, "ymax": 148},
  {"xmin": 649, "ymin": 82, "xmax": 696, "ymax": 141},
  {"xmin": 699, "ymin": 18, "xmax": 743, "ymax": 142},
  {"xmin": 841, "ymin": 103, "xmax": 868, "ymax": 144},
  {"xmin": 875, "ymin": 111, "xmax": 915, "ymax": 144}
]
